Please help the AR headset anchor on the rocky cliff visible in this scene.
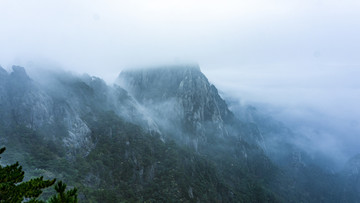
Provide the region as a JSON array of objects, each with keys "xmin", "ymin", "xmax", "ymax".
[{"xmin": 117, "ymin": 65, "xmax": 250, "ymax": 144}]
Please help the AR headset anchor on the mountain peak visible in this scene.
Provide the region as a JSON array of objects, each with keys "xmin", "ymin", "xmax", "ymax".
[
  {"xmin": 117, "ymin": 64, "xmax": 233, "ymax": 137},
  {"xmin": 10, "ymin": 65, "xmax": 30, "ymax": 81}
]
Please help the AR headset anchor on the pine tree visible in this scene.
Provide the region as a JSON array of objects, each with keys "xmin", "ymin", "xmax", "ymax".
[
  {"xmin": 0, "ymin": 147, "xmax": 55, "ymax": 202},
  {"xmin": 48, "ymin": 181, "xmax": 78, "ymax": 203}
]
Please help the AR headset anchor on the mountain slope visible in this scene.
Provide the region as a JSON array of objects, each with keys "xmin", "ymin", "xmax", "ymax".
[{"xmin": 0, "ymin": 64, "xmax": 356, "ymax": 202}]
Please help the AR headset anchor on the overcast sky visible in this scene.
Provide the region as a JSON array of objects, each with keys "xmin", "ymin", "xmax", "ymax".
[{"xmin": 1, "ymin": 0, "xmax": 360, "ymax": 163}]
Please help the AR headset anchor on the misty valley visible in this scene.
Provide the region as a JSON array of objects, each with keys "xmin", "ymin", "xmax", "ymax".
[{"xmin": 0, "ymin": 64, "xmax": 359, "ymax": 202}]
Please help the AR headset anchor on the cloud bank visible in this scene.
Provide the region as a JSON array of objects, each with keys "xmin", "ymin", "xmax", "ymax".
[{"xmin": 1, "ymin": 0, "xmax": 359, "ymax": 163}]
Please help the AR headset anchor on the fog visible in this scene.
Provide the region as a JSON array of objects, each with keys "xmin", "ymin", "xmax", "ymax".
[{"xmin": 1, "ymin": 0, "xmax": 360, "ymax": 163}]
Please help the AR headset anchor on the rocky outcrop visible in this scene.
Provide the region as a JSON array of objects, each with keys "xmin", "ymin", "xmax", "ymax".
[{"xmin": 117, "ymin": 65, "xmax": 234, "ymax": 139}]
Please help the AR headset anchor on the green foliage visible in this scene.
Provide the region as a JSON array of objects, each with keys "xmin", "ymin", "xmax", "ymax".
[
  {"xmin": 0, "ymin": 147, "xmax": 79, "ymax": 203},
  {"xmin": 48, "ymin": 181, "xmax": 78, "ymax": 203},
  {"xmin": 0, "ymin": 147, "xmax": 56, "ymax": 203}
]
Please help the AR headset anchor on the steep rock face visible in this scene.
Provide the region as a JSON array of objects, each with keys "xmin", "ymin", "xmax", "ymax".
[{"xmin": 117, "ymin": 65, "xmax": 233, "ymax": 139}]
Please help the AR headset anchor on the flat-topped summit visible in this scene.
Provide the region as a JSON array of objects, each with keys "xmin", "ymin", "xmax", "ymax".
[
  {"xmin": 120, "ymin": 63, "xmax": 201, "ymax": 72},
  {"xmin": 116, "ymin": 64, "xmax": 203, "ymax": 100}
]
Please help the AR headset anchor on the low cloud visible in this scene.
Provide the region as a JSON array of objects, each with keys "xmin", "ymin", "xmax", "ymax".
[{"xmin": 207, "ymin": 64, "xmax": 360, "ymax": 166}]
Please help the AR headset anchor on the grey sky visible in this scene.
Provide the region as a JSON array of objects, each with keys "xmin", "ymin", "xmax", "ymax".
[{"xmin": 1, "ymin": 0, "xmax": 360, "ymax": 162}]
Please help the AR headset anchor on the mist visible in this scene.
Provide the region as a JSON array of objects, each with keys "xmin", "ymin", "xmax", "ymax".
[
  {"xmin": 1, "ymin": 0, "xmax": 360, "ymax": 164},
  {"xmin": 207, "ymin": 64, "xmax": 360, "ymax": 165}
]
